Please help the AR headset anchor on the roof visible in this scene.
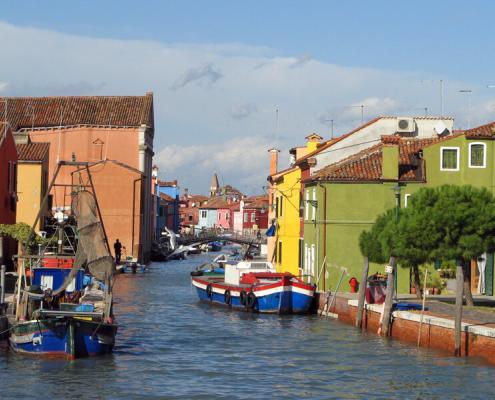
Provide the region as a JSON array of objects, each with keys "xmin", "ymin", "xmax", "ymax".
[
  {"xmin": 244, "ymin": 197, "xmax": 269, "ymax": 209},
  {"xmin": 16, "ymin": 142, "xmax": 50, "ymax": 162},
  {"xmin": 188, "ymin": 194, "xmax": 209, "ymax": 202},
  {"xmin": 159, "ymin": 193, "xmax": 174, "ymax": 202},
  {"xmin": 309, "ymin": 134, "xmax": 460, "ymax": 183},
  {"xmin": 158, "ymin": 180, "xmax": 177, "ymax": 187},
  {"xmin": 463, "ymin": 122, "xmax": 495, "ymax": 139},
  {"xmin": 0, "ymin": 93, "xmax": 154, "ymax": 131},
  {"xmin": 200, "ymin": 196, "xmax": 230, "ymax": 209}
]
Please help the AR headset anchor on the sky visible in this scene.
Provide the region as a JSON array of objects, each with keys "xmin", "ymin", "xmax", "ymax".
[{"xmin": 1, "ymin": 1, "xmax": 494, "ymax": 194}]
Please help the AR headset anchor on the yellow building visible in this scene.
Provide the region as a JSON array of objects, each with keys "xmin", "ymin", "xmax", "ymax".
[
  {"xmin": 16, "ymin": 141, "xmax": 50, "ymax": 232},
  {"xmin": 267, "ymin": 134, "xmax": 323, "ymax": 275}
]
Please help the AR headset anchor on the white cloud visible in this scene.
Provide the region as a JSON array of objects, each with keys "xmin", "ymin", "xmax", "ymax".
[
  {"xmin": 0, "ymin": 21, "xmax": 487, "ymax": 193},
  {"xmin": 154, "ymin": 136, "xmax": 271, "ymax": 194},
  {"xmin": 228, "ymin": 103, "xmax": 258, "ymax": 120},
  {"xmin": 0, "ymin": 81, "xmax": 7, "ymax": 92}
]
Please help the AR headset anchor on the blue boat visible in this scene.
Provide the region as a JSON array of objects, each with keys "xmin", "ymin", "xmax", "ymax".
[
  {"xmin": 7, "ymin": 165, "xmax": 118, "ymax": 359},
  {"xmin": 192, "ymin": 261, "xmax": 315, "ymax": 314}
]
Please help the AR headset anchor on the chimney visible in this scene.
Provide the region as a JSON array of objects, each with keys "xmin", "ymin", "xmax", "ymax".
[
  {"xmin": 305, "ymin": 133, "xmax": 323, "ymax": 153},
  {"xmin": 268, "ymin": 148, "xmax": 280, "ymax": 175},
  {"xmin": 381, "ymin": 135, "xmax": 399, "ymax": 180}
]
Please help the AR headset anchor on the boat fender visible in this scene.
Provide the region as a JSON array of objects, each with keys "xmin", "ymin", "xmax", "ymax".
[
  {"xmin": 206, "ymin": 284, "xmax": 213, "ymax": 299},
  {"xmin": 240, "ymin": 290, "xmax": 247, "ymax": 305},
  {"xmin": 224, "ymin": 290, "xmax": 231, "ymax": 305},
  {"xmin": 246, "ymin": 291, "xmax": 256, "ymax": 309}
]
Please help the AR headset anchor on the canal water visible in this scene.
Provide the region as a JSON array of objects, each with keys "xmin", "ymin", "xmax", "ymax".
[{"xmin": 1, "ymin": 252, "xmax": 494, "ymax": 399}]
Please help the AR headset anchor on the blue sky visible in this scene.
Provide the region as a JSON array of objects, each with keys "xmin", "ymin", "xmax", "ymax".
[{"xmin": 1, "ymin": 1, "xmax": 494, "ymax": 193}]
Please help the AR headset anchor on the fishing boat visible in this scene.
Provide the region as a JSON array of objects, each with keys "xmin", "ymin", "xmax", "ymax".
[
  {"xmin": 191, "ymin": 261, "xmax": 315, "ymax": 314},
  {"xmin": 8, "ymin": 161, "xmax": 117, "ymax": 359},
  {"xmin": 117, "ymin": 257, "xmax": 148, "ymax": 274}
]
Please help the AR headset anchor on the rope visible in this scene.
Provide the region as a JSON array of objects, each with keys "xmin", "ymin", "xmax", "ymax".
[{"xmin": 0, "ymin": 325, "xmax": 13, "ymax": 336}]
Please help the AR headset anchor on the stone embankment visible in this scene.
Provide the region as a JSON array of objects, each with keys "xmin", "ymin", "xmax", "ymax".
[{"xmin": 317, "ymin": 292, "xmax": 495, "ymax": 365}]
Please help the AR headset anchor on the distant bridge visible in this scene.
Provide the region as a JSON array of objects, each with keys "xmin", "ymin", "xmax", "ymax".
[{"xmin": 178, "ymin": 230, "xmax": 266, "ymax": 248}]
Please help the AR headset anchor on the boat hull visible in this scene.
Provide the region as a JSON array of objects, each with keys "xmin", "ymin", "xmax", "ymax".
[
  {"xmin": 192, "ymin": 277, "xmax": 314, "ymax": 314},
  {"xmin": 9, "ymin": 318, "xmax": 117, "ymax": 359}
]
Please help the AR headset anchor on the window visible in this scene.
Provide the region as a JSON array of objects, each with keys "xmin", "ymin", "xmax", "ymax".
[
  {"xmin": 440, "ymin": 147, "xmax": 460, "ymax": 171},
  {"xmin": 201, "ymin": 210, "xmax": 207, "ymax": 219},
  {"xmin": 469, "ymin": 142, "xmax": 486, "ymax": 168},
  {"xmin": 218, "ymin": 213, "xmax": 221, "ymax": 220},
  {"xmin": 279, "ymin": 196, "xmax": 283, "ymax": 217},
  {"xmin": 275, "ymin": 197, "xmax": 279, "ymax": 216},
  {"xmin": 244, "ymin": 212, "xmax": 248, "ymax": 222},
  {"xmin": 226, "ymin": 213, "xmax": 229, "ymax": 220},
  {"xmin": 188, "ymin": 215, "xmax": 193, "ymax": 222},
  {"xmin": 404, "ymin": 194, "xmax": 411, "ymax": 208},
  {"xmin": 251, "ymin": 213, "xmax": 256, "ymax": 222},
  {"xmin": 278, "ymin": 241, "xmax": 283, "ymax": 264}
]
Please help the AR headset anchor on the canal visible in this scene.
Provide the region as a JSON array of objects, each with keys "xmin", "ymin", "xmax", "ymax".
[{"xmin": 1, "ymin": 252, "xmax": 494, "ymax": 399}]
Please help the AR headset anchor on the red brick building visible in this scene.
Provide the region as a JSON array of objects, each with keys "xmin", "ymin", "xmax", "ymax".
[
  {"xmin": 0, "ymin": 95, "xmax": 155, "ymax": 262},
  {"xmin": 0, "ymin": 123, "xmax": 18, "ymax": 268}
]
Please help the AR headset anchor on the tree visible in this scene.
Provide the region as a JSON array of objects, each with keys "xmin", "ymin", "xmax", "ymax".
[{"xmin": 400, "ymin": 185, "xmax": 495, "ymax": 355}]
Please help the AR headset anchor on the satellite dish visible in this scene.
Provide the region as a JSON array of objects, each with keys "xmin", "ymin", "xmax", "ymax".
[{"xmin": 434, "ymin": 121, "xmax": 447, "ymax": 136}]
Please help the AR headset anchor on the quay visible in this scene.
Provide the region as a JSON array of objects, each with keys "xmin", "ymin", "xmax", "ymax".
[{"xmin": 316, "ymin": 291, "xmax": 495, "ymax": 365}]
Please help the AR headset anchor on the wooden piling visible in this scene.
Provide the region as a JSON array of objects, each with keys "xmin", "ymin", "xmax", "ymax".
[{"xmin": 355, "ymin": 257, "xmax": 369, "ymax": 328}]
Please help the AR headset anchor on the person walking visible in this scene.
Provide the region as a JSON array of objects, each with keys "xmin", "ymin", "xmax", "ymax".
[{"xmin": 114, "ymin": 239, "xmax": 123, "ymax": 264}]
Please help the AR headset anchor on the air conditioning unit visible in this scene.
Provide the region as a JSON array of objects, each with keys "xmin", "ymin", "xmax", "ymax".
[{"xmin": 396, "ymin": 117, "xmax": 416, "ymax": 133}]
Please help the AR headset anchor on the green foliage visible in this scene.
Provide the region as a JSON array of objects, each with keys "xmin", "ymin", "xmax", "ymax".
[
  {"xmin": 406, "ymin": 185, "xmax": 495, "ymax": 263},
  {"xmin": 361, "ymin": 184, "xmax": 495, "ymax": 268},
  {"xmin": 0, "ymin": 223, "xmax": 33, "ymax": 242}
]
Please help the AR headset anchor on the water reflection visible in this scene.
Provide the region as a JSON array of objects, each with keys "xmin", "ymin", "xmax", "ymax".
[{"xmin": 0, "ymin": 252, "xmax": 493, "ymax": 399}]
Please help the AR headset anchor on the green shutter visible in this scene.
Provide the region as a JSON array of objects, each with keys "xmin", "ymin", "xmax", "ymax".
[
  {"xmin": 470, "ymin": 144, "xmax": 484, "ymax": 167},
  {"xmin": 442, "ymin": 149, "xmax": 458, "ymax": 169},
  {"xmin": 485, "ymin": 253, "xmax": 494, "ymax": 296}
]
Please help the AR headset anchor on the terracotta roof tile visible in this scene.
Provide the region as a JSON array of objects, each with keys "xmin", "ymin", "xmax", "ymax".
[
  {"xmin": 463, "ymin": 122, "xmax": 495, "ymax": 139},
  {"xmin": 201, "ymin": 196, "xmax": 230, "ymax": 209},
  {"xmin": 0, "ymin": 94, "xmax": 154, "ymax": 131},
  {"xmin": 16, "ymin": 142, "xmax": 50, "ymax": 162},
  {"xmin": 310, "ymin": 134, "xmax": 461, "ymax": 182}
]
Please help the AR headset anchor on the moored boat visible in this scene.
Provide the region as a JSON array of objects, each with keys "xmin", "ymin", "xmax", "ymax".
[
  {"xmin": 7, "ymin": 162, "xmax": 118, "ymax": 359},
  {"xmin": 191, "ymin": 261, "xmax": 315, "ymax": 314}
]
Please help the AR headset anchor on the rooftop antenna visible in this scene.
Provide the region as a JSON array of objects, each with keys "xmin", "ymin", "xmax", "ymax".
[
  {"xmin": 421, "ymin": 79, "xmax": 444, "ymax": 116},
  {"xmin": 458, "ymin": 89, "xmax": 472, "ymax": 129},
  {"xmin": 350, "ymin": 105, "xmax": 364, "ymax": 124}
]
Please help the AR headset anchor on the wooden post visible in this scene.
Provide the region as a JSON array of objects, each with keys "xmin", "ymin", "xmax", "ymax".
[
  {"xmin": 417, "ymin": 268, "xmax": 428, "ymax": 346},
  {"xmin": 455, "ymin": 263, "xmax": 464, "ymax": 356},
  {"xmin": 381, "ymin": 256, "xmax": 397, "ymax": 336},
  {"xmin": 355, "ymin": 256, "xmax": 369, "ymax": 328}
]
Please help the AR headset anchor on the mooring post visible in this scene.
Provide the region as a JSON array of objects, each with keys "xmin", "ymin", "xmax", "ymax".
[
  {"xmin": 0, "ymin": 264, "xmax": 5, "ymax": 305},
  {"xmin": 454, "ymin": 263, "xmax": 464, "ymax": 356},
  {"xmin": 355, "ymin": 256, "xmax": 369, "ymax": 328},
  {"xmin": 381, "ymin": 256, "xmax": 397, "ymax": 336}
]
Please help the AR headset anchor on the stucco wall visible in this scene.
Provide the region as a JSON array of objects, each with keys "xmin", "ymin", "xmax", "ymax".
[
  {"xmin": 274, "ymin": 168, "xmax": 301, "ymax": 275},
  {"xmin": 312, "ymin": 117, "xmax": 454, "ymax": 174},
  {"xmin": 16, "ymin": 163, "xmax": 43, "ymax": 230}
]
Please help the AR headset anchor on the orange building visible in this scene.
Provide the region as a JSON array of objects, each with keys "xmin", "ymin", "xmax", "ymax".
[{"xmin": 0, "ymin": 94, "xmax": 155, "ymax": 262}]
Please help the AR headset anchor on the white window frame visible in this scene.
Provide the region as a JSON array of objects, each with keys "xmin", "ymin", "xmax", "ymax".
[
  {"xmin": 468, "ymin": 142, "xmax": 486, "ymax": 168},
  {"xmin": 404, "ymin": 194, "xmax": 411, "ymax": 208},
  {"xmin": 251, "ymin": 212, "xmax": 256, "ymax": 223},
  {"xmin": 440, "ymin": 146, "xmax": 460, "ymax": 171}
]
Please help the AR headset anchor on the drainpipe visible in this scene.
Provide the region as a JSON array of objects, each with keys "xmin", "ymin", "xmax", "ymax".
[{"xmin": 318, "ymin": 183, "xmax": 327, "ymax": 292}]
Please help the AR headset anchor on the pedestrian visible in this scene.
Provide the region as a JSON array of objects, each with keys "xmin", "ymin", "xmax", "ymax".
[{"xmin": 114, "ymin": 239, "xmax": 122, "ymax": 264}]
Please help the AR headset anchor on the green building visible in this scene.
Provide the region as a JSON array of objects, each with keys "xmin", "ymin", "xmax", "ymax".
[{"xmin": 302, "ymin": 122, "xmax": 495, "ymax": 295}]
